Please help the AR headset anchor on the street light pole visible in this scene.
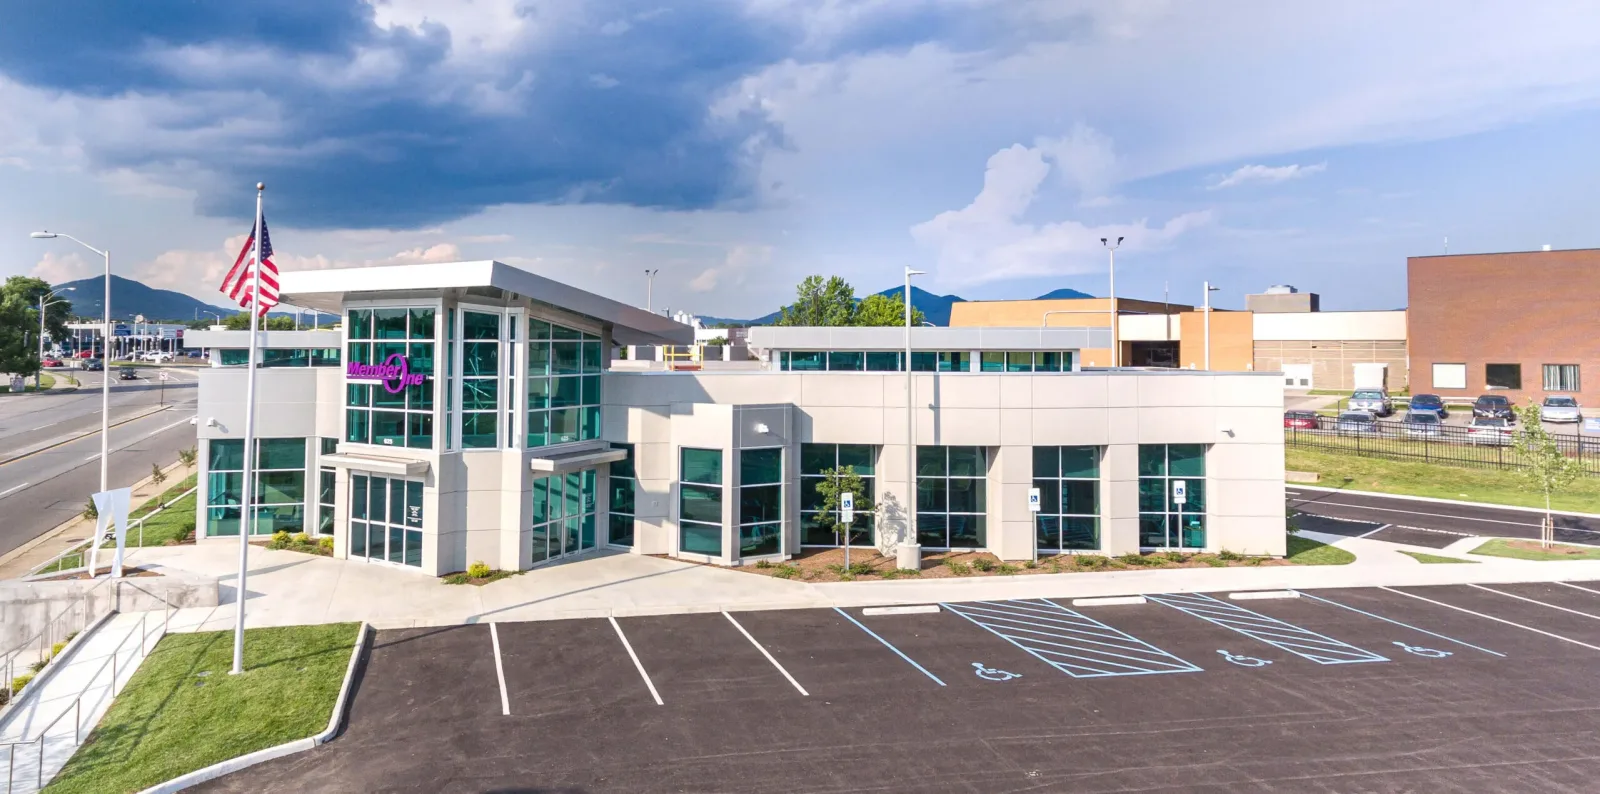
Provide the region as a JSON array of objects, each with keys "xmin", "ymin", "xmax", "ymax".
[
  {"xmin": 1203, "ymin": 282, "xmax": 1220, "ymax": 370},
  {"xmin": 32, "ymin": 232, "xmax": 111, "ymax": 493},
  {"xmin": 904, "ymin": 267, "xmax": 925, "ymax": 559},
  {"xmin": 36, "ymin": 288, "xmax": 73, "ymax": 389},
  {"xmin": 644, "ymin": 269, "xmax": 660, "ymax": 313},
  {"xmin": 1100, "ymin": 237, "xmax": 1123, "ymax": 367}
]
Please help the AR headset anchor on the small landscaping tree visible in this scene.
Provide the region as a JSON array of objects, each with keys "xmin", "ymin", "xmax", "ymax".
[
  {"xmin": 150, "ymin": 462, "xmax": 167, "ymax": 487},
  {"xmin": 813, "ymin": 465, "xmax": 874, "ymax": 570},
  {"xmin": 1513, "ymin": 401, "xmax": 1584, "ymax": 548}
]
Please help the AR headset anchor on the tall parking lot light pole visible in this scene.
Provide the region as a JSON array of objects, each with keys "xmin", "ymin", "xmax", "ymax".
[
  {"xmin": 1100, "ymin": 237, "xmax": 1123, "ymax": 367},
  {"xmin": 1203, "ymin": 282, "xmax": 1220, "ymax": 370},
  {"xmin": 904, "ymin": 267, "xmax": 925, "ymax": 556},
  {"xmin": 36, "ymin": 287, "xmax": 74, "ymax": 388},
  {"xmin": 32, "ymin": 231, "xmax": 112, "ymax": 493}
]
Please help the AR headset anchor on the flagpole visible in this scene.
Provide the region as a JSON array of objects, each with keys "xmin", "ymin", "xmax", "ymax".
[{"xmin": 232, "ymin": 182, "xmax": 265, "ymax": 676}]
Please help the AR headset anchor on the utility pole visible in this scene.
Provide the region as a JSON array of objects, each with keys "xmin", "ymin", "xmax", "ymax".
[
  {"xmin": 1100, "ymin": 237, "xmax": 1123, "ymax": 367},
  {"xmin": 644, "ymin": 269, "xmax": 660, "ymax": 313},
  {"xmin": 1203, "ymin": 282, "xmax": 1220, "ymax": 370}
]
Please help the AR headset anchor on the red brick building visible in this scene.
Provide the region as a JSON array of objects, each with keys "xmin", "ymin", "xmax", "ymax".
[{"xmin": 1408, "ymin": 248, "xmax": 1600, "ymax": 405}]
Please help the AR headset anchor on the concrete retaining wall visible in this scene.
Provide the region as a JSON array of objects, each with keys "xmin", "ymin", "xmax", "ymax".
[{"xmin": 0, "ymin": 573, "xmax": 219, "ymax": 654}]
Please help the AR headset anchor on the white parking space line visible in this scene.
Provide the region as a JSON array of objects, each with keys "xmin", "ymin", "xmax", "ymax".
[
  {"xmin": 722, "ymin": 611, "xmax": 809, "ymax": 696},
  {"xmin": 1357, "ymin": 523, "xmax": 1393, "ymax": 538},
  {"xmin": 489, "ymin": 622, "xmax": 510, "ymax": 716},
  {"xmin": 1469, "ymin": 584, "xmax": 1600, "ymax": 621},
  {"xmin": 0, "ymin": 482, "xmax": 29, "ymax": 498},
  {"xmin": 1557, "ymin": 582, "xmax": 1600, "ymax": 598},
  {"xmin": 1293, "ymin": 500, "xmax": 1553, "ymax": 531},
  {"xmin": 609, "ymin": 616, "xmax": 664, "ymax": 706},
  {"xmin": 1378, "ymin": 587, "xmax": 1600, "ymax": 652},
  {"xmin": 862, "ymin": 605, "xmax": 941, "ymax": 616}
]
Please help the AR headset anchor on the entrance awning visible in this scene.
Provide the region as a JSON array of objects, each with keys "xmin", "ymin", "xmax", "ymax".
[
  {"xmin": 321, "ymin": 452, "xmax": 431, "ymax": 477},
  {"xmin": 530, "ymin": 445, "xmax": 627, "ymax": 475}
]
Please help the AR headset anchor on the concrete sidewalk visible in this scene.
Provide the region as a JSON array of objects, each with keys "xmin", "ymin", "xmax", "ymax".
[
  {"xmin": 0, "ymin": 611, "xmax": 166, "ymax": 793},
  {"xmin": 118, "ymin": 533, "xmax": 1600, "ymax": 633}
]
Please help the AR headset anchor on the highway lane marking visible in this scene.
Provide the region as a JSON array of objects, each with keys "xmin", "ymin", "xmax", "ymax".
[
  {"xmin": 0, "ymin": 482, "xmax": 29, "ymax": 498},
  {"xmin": 1290, "ymin": 497, "xmax": 1600, "ymax": 534},
  {"xmin": 0, "ymin": 406, "xmax": 181, "ymax": 468},
  {"xmin": 1378, "ymin": 587, "xmax": 1600, "ymax": 652},
  {"xmin": 723, "ymin": 611, "xmax": 809, "ymax": 696}
]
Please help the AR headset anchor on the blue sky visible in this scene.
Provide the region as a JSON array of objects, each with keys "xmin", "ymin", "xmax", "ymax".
[{"xmin": 3, "ymin": 1, "xmax": 1600, "ymax": 317}]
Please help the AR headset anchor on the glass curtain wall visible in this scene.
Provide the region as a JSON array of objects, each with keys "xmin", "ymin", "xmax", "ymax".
[
  {"xmin": 608, "ymin": 445, "xmax": 636, "ymax": 547},
  {"xmin": 1138, "ymin": 444, "xmax": 1207, "ymax": 549},
  {"xmin": 739, "ymin": 448, "xmax": 782, "ymax": 557},
  {"xmin": 527, "ymin": 319, "xmax": 603, "ymax": 447},
  {"xmin": 799, "ymin": 444, "xmax": 876, "ymax": 546},
  {"xmin": 317, "ymin": 437, "xmax": 337, "ymax": 536},
  {"xmin": 345, "ymin": 308, "xmax": 434, "ymax": 449},
  {"xmin": 349, "ymin": 474, "xmax": 423, "ymax": 567},
  {"xmin": 205, "ymin": 438, "xmax": 306, "ymax": 536},
  {"xmin": 915, "ymin": 446, "xmax": 987, "ymax": 549},
  {"xmin": 530, "ymin": 470, "xmax": 598, "ymax": 564},
  {"xmin": 679, "ymin": 448, "xmax": 723, "ymax": 556},
  {"xmin": 461, "ymin": 311, "xmax": 500, "ymax": 448},
  {"xmin": 1033, "ymin": 446, "xmax": 1100, "ymax": 553}
]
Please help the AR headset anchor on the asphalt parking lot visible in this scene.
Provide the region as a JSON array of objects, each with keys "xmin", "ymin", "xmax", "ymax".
[{"xmin": 199, "ymin": 583, "xmax": 1600, "ymax": 793}]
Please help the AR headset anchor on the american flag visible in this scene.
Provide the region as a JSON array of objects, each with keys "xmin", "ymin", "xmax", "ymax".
[{"xmin": 219, "ymin": 217, "xmax": 280, "ymax": 315}]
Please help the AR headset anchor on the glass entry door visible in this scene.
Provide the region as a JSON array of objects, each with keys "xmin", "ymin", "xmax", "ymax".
[
  {"xmin": 530, "ymin": 469, "xmax": 597, "ymax": 564},
  {"xmin": 351, "ymin": 474, "xmax": 424, "ymax": 568}
]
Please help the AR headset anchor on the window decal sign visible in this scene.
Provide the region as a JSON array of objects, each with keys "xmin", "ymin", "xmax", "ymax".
[{"xmin": 347, "ymin": 353, "xmax": 426, "ymax": 394}]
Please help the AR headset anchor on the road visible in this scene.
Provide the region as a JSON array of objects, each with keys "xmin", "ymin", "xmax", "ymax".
[
  {"xmin": 0, "ymin": 366, "xmax": 199, "ymax": 559},
  {"xmin": 1289, "ymin": 486, "xmax": 1600, "ymax": 548}
]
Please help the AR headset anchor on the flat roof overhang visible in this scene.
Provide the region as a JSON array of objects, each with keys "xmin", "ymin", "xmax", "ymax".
[
  {"xmin": 277, "ymin": 260, "xmax": 694, "ymax": 346},
  {"xmin": 322, "ymin": 452, "xmax": 431, "ymax": 477},
  {"xmin": 530, "ymin": 444, "xmax": 627, "ymax": 476}
]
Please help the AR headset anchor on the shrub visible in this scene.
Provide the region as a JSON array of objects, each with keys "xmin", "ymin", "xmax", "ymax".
[
  {"xmin": 770, "ymin": 565, "xmax": 798, "ymax": 579},
  {"xmin": 82, "ymin": 498, "xmax": 98, "ymax": 520},
  {"xmin": 1120, "ymin": 553, "xmax": 1159, "ymax": 567},
  {"xmin": 64, "ymin": 631, "xmax": 78, "ymax": 643},
  {"xmin": 943, "ymin": 560, "xmax": 970, "ymax": 575},
  {"xmin": 1023, "ymin": 560, "xmax": 1037, "ymax": 569},
  {"xmin": 997, "ymin": 563, "xmax": 1020, "ymax": 575},
  {"xmin": 467, "ymin": 561, "xmax": 492, "ymax": 579},
  {"xmin": 755, "ymin": 559, "xmax": 773, "ymax": 569},
  {"xmin": 1204, "ymin": 557, "xmax": 1227, "ymax": 568},
  {"xmin": 1075, "ymin": 555, "xmax": 1104, "ymax": 569},
  {"xmin": 972, "ymin": 558, "xmax": 996, "ymax": 572},
  {"xmin": 291, "ymin": 532, "xmax": 311, "ymax": 546},
  {"xmin": 267, "ymin": 531, "xmax": 292, "ymax": 550},
  {"xmin": 1162, "ymin": 551, "xmax": 1188, "ymax": 563},
  {"xmin": 847, "ymin": 561, "xmax": 875, "ymax": 576},
  {"xmin": 50, "ymin": 641, "xmax": 66, "ymax": 658},
  {"xmin": 29, "ymin": 658, "xmax": 47, "ymax": 673},
  {"xmin": 442, "ymin": 573, "xmax": 471, "ymax": 585},
  {"xmin": 319, "ymin": 537, "xmax": 334, "ymax": 551},
  {"xmin": 1218, "ymin": 549, "xmax": 1243, "ymax": 561},
  {"xmin": 12, "ymin": 673, "xmax": 34, "ymax": 693},
  {"xmin": 1246, "ymin": 556, "xmax": 1264, "ymax": 566}
]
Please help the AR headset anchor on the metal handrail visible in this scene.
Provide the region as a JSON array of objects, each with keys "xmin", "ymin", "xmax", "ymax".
[
  {"xmin": 26, "ymin": 485, "xmax": 196, "ymax": 578},
  {"xmin": 1, "ymin": 594, "xmax": 169, "ymax": 792}
]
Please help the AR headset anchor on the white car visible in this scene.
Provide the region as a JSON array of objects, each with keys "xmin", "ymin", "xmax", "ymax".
[
  {"xmin": 1542, "ymin": 395, "xmax": 1582, "ymax": 423},
  {"xmin": 139, "ymin": 351, "xmax": 174, "ymax": 363}
]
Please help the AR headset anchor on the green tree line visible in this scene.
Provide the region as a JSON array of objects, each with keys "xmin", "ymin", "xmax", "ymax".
[{"xmin": 775, "ymin": 275, "xmax": 926, "ymax": 327}]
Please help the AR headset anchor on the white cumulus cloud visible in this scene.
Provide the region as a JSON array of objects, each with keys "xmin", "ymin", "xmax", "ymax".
[{"xmin": 1210, "ymin": 162, "xmax": 1328, "ymax": 189}]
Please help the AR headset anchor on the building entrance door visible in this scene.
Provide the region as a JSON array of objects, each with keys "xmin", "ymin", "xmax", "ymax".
[
  {"xmin": 350, "ymin": 474, "xmax": 424, "ymax": 568},
  {"xmin": 530, "ymin": 469, "xmax": 598, "ymax": 565}
]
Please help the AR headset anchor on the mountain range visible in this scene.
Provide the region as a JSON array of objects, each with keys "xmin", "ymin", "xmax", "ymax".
[
  {"xmin": 55, "ymin": 275, "xmax": 324, "ymax": 323},
  {"xmin": 700, "ymin": 286, "xmax": 1094, "ymax": 327}
]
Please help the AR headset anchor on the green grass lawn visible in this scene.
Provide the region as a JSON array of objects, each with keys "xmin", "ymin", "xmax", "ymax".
[
  {"xmin": 1398, "ymin": 550, "xmax": 1477, "ymax": 564},
  {"xmin": 1469, "ymin": 538, "xmax": 1600, "ymax": 561},
  {"xmin": 1, "ymin": 373, "xmax": 55, "ymax": 392},
  {"xmin": 1286, "ymin": 535, "xmax": 1356, "ymax": 565},
  {"xmin": 45, "ymin": 623, "xmax": 361, "ymax": 794},
  {"xmin": 1286, "ymin": 447, "xmax": 1600, "ymax": 513}
]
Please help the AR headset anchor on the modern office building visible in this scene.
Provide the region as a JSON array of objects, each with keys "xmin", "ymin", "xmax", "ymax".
[
  {"xmin": 1409, "ymin": 248, "xmax": 1600, "ymax": 404},
  {"xmin": 187, "ymin": 260, "xmax": 1288, "ymax": 578}
]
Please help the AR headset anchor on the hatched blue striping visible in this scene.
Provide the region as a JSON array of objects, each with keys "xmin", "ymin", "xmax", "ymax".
[
  {"xmin": 941, "ymin": 599, "xmax": 1202, "ymax": 678},
  {"xmin": 1147, "ymin": 592, "xmax": 1388, "ymax": 665}
]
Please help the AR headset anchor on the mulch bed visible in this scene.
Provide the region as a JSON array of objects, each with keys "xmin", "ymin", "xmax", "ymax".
[
  {"xmin": 38, "ymin": 566, "xmax": 162, "ymax": 581},
  {"xmin": 722, "ymin": 547, "xmax": 1290, "ymax": 583}
]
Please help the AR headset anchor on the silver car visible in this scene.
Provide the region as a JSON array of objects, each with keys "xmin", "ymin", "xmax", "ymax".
[
  {"xmin": 1542, "ymin": 395, "xmax": 1582, "ymax": 423},
  {"xmin": 1348, "ymin": 389, "xmax": 1393, "ymax": 417},
  {"xmin": 1467, "ymin": 417, "xmax": 1513, "ymax": 445},
  {"xmin": 1402, "ymin": 411, "xmax": 1443, "ymax": 438},
  {"xmin": 1335, "ymin": 410, "xmax": 1379, "ymax": 436}
]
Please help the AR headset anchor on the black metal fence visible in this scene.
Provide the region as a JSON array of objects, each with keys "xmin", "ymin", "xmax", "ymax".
[{"xmin": 1285, "ymin": 417, "xmax": 1600, "ymax": 476}]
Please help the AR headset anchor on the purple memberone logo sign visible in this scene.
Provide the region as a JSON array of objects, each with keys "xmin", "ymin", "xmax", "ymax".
[{"xmin": 347, "ymin": 353, "xmax": 427, "ymax": 394}]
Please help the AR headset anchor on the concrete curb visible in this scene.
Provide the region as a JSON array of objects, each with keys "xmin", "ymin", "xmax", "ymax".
[
  {"xmin": 0, "ymin": 609, "xmax": 115, "ymax": 732},
  {"xmin": 1289, "ymin": 484, "xmax": 1600, "ymax": 519},
  {"xmin": 0, "ymin": 458, "xmax": 198, "ymax": 576},
  {"xmin": 135, "ymin": 621, "xmax": 370, "ymax": 794}
]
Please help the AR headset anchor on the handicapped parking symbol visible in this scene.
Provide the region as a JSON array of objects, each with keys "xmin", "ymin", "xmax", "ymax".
[
  {"xmin": 1393, "ymin": 641, "xmax": 1452, "ymax": 658},
  {"xmin": 1217, "ymin": 649, "xmax": 1272, "ymax": 667},
  {"xmin": 972, "ymin": 662, "xmax": 1021, "ymax": 681}
]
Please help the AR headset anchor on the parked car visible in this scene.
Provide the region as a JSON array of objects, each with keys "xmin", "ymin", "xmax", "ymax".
[
  {"xmin": 1402, "ymin": 411, "xmax": 1443, "ymax": 438},
  {"xmin": 1335, "ymin": 410, "xmax": 1379, "ymax": 435},
  {"xmin": 82, "ymin": 358, "xmax": 103, "ymax": 371},
  {"xmin": 1284, "ymin": 410, "xmax": 1319, "ymax": 430},
  {"xmin": 118, "ymin": 366, "xmax": 139, "ymax": 381},
  {"xmin": 1408, "ymin": 393, "xmax": 1449, "ymax": 419},
  {"xmin": 139, "ymin": 351, "xmax": 174, "ymax": 363},
  {"xmin": 1466, "ymin": 416, "xmax": 1513, "ymax": 445},
  {"xmin": 185, "ymin": 350, "xmax": 205, "ymax": 359},
  {"xmin": 1348, "ymin": 389, "xmax": 1394, "ymax": 417},
  {"xmin": 40, "ymin": 356, "xmax": 64, "ymax": 368},
  {"xmin": 77, "ymin": 350, "xmax": 94, "ymax": 359},
  {"xmin": 1541, "ymin": 395, "xmax": 1582, "ymax": 423},
  {"xmin": 1473, "ymin": 394, "xmax": 1516, "ymax": 422}
]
